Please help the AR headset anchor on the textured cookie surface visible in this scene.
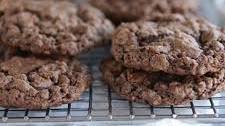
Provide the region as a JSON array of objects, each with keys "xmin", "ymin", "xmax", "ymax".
[
  {"xmin": 90, "ymin": 0, "xmax": 199, "ymax": 24},
  {"xmin": 112, "ymin": 14, "xmax": 225, "ymax": 75},
  {"xmin": 0, "ymin": 56, "xmax": 92, "ymax": 109},
  {"xmin": 0, "ymin": 0, "xmax": 114, "ymax": 56},
  {"xmin": 101, "ymin": 58, "xmax": 225, "ymax": 106}
]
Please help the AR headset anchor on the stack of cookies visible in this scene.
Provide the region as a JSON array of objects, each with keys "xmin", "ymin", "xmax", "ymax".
[
  {"xmin": 96, "ymin": 0, "xmax": 225, "ymax": 105},
  {"xmin": 0, "ymin": 0, "xmax": 114, "ymax": 109}
]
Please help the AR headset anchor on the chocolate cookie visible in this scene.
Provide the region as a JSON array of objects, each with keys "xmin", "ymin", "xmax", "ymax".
[
  {"xmin": 101, "ymin": 58, "xmax": 225, "ymax": 106},
  {"xmin": 0, "ymin": 0, "xmax": 114, "ymax": 56},
  {"xmin": 0, "ymin": 56, "xmax": 92, "ymax": 109},
  {"xmin": 112, "ymin": 14, "xmax": 225, "ymax": 76},
  {"xmin": 89, "ymin": 0, "xmax": 199, "ymax": 24}
]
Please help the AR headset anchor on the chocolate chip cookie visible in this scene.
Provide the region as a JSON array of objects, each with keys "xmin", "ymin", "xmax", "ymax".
[
  {"xmin": 89, "ymin": 0, "xmax": 199, "ymax": 24},
  {"xmin": 101, "ymin": 58, "xmax": 225, "ymax": 106},
  {"xmin": 112, "ymin": 14, "xmax": 225, "ymax": 75},
  {"xmin": 0, "ymin": 56, "xmax": 92, "ymax": 109},
  {"xmin": 0, "ymin": 0, "xmax": 114, "ymax": 56}
]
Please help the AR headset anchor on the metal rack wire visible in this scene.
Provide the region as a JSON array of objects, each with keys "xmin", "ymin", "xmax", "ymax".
[{"xmin": 0, "ymin": 47, "xmax": 225, "ymax": 124}]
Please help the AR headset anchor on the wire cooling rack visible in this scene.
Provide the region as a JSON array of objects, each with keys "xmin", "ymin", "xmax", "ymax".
[{"xmin": 0, "ymin": 47, "xmax": 225, "ymax": 124}]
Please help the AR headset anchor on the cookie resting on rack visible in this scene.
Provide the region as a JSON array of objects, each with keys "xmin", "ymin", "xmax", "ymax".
[
  {"xmin": 101, "ymin": 58, "xmax": 225, "ymax": 106},
  {"xmin": 0, "ymin": 56, "xmax": 92, "ymax": 109},
  {"xmin": 0, "ymin": 0, "xmax": 114, "ymax": 56}
]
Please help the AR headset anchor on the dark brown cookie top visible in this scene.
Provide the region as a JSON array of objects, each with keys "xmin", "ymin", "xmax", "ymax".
[
  {"xmin": 101, "ymin": 58, "xmax": 225, "ymax": 106},
  {"xmin": 0, "ymin": 0, "xmax": 114, "ymax": 56},
  {"xmin": 112, "ymin": 14, "xmax": 225, "ymax": 76},
  {"xmin": 0, "ymin": 56, "xmax": 92, "ymax": 109},
  {"xmin": 89, "ymin": 0, "xmax": 199, "ymax": 24}
]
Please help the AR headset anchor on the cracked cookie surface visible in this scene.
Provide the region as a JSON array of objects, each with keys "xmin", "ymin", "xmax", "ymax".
[
  {"xmin": 89, "ymin": 0, "xmax": 199, "ymax": 24},
  {"xmin": 0, "ymin": 0, "xmax": 114, "ymax": 56},
  {"xmin": 112, "ymin": 14, "xmax": 225, "ymax": 75},
  {"xmin": 101, "ymin": 58, "xmax": 225, "ymax": 106},
  {"xmin": 0, "ymin": 56, "xmax": 92, "ymax": 109}
]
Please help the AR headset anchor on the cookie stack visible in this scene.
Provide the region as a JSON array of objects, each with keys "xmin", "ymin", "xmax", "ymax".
[
  {"xmin": 0, "ymin": 0, "xmax": 114, "ymax": 109},
  {"xmin": 98, "ymin": 1, "xmax": 225, "ymax": 105}
]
